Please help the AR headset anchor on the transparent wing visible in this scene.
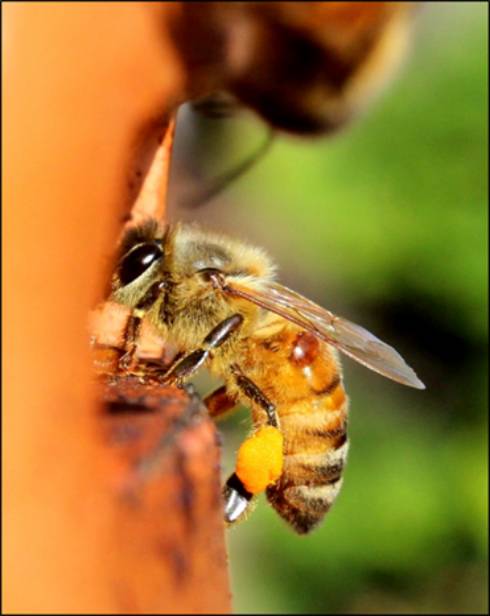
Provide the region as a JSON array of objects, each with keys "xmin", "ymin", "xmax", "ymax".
[{"xmin": 224, "ymin": 280, "xmax": 425, "ymax": 389}]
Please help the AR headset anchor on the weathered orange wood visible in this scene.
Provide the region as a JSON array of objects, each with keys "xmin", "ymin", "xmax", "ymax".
[
  {"xmin": 3, "ymin": 3, "xmax": 231, "ymax": 613},
  {"xmin": 100, "ymin": 378, "xmax": 230, "ymax": 614},
  {"xmin": 128, "ymin": 115, "xmax": 177, "ymax": 227}
]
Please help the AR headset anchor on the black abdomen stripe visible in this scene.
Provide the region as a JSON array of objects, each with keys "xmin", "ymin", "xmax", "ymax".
[{"xmin": 266, "ymin": 440, "xmax": 349, "ymax": 533}]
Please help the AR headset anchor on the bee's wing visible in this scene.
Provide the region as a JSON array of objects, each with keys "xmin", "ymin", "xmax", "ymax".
[{"xmin": 224, "ymin": 280, "xmax": 425, "ymax": 389}]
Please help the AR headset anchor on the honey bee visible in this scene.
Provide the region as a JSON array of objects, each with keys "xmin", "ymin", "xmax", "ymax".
[
  {"xmin": 168, "ymin": 2, "xmax": 417, "ymax": 135},
  {"xmin": 107, "ymin": 219, "xmax": 424, "ymax": 534}
]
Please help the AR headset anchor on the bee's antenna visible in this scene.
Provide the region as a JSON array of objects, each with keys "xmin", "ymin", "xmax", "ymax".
[{"xmin": 181, "ymin": 127, "xmax": 275, "ymax": 209}]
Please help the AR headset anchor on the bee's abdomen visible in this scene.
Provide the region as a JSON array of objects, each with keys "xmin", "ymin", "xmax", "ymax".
[
  {"xmin": 266, "ymin": 409, "xmax": 349, "ymax": 534},
  {"xmin": 265, "ymin": 330, "xmax": 349, "ymax": 534},
  {"xmin": 242, "ymin": 327, "xmax": 349, "ymax": 532}
]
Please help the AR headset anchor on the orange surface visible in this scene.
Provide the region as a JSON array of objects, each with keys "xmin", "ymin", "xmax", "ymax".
[{"xmin": 3, "ymin": 3, "xmax": 230, "ymax": 613}]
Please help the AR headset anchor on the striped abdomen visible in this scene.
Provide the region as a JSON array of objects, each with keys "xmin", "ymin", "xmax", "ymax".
[{"xmin": 261, "ymin": 329, "xmax": 349, "ymax": 534}]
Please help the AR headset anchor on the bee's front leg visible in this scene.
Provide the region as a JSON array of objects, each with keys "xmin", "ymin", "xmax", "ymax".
[{"xmin": 117, "ymin": 313, "xmax": 142, "ymax": 372}]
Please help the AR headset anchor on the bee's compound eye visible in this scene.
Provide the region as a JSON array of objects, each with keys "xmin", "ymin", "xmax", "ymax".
[{"xmin": 118, "ymin": 243, "xmax": 163, "ymax": 286}]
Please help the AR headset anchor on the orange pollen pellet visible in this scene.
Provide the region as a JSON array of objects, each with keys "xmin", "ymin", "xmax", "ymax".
[{"xmin": 236, "ymin": 426, "xmax": 284, "ymax": 494}]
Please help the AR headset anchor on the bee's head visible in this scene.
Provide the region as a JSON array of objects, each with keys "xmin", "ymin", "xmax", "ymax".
[
  {"xmin": 109, "ymin": 222, "xmax": 275, "ymax": 340},
  {"xmin": 110, "ymin": 220, "xmax": 169, "ymax": 309}
]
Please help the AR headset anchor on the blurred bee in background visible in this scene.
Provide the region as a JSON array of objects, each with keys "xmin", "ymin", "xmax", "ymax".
[
  {"xmin": 168, "ymin": 2, "xmax": 418, "ymax": 135},
  {"xmin": 167, "ymin": 2, "xmax": 418, "ymax": 210},
  {"xmin": 107, "ymin": 221, "xmax": 424, "ymax": 533}
]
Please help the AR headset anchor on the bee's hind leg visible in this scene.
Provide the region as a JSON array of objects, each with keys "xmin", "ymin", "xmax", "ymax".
[
  {"xmin": 219, "ymin": 365, "xmax": 284, "ymax": 527},
  {"xmin": 231, "ymin": 364, "xmax": 279, "ymax": 428},
  {"xmin": 202, "ymin": 385, "xmax": 253, "ymax": 524},
  {"xmin": 223, "ymin": 472, "xmax": 256, "ymax": 525}
]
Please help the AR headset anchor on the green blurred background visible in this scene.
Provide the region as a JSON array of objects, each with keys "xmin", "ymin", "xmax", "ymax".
[{"xmin": 170, "ymin": 3, "xmax": 488, "ymax": 613}]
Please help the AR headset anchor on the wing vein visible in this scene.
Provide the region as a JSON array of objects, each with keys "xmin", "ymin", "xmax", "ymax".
[{"xmin": 224, "ymin": 281, "xmax": 425, "ymax": 390}]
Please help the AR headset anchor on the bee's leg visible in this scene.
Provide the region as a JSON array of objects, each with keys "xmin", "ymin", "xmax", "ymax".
[
  {"xmin": 223, "ymin": 472, "xmax": 255, "ymax": 525},
  {"xmin": 220, "ymin": 365, "xmax": 283, "ymax": 526},
  {"xmin": 202, "ymin": 384, "xmax": 253, "ymax": 524},
  {"xmin": 118, "ymin": 314, "xmax": 142, "ymax": 372},
  {"xmin": 161, "ymin": 314, "xmax": 244, "ymax": 384},
  {"xmin": 222, "ymin": 423, "xmax": 283, "ymax": 526},
  {"xmin": 181, "ymin": 381, "xmax": 200, "ymax": 400},
  {"xmin": 204, "ymin": 385, "xmax": 238, "ymax": 420},
  {"xmin": 118, "ymin": 281, "xmax": 169, "ymax": 373},
  {"xmin": 231, "ymin": 364, "xmax": 278, "ymax": 428}
]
